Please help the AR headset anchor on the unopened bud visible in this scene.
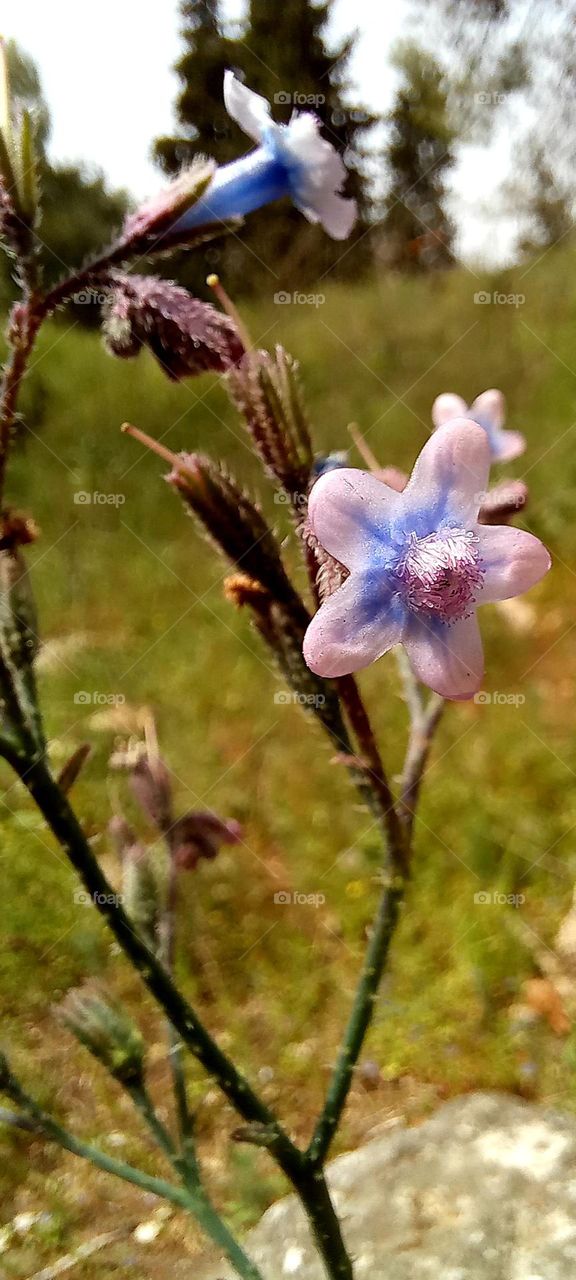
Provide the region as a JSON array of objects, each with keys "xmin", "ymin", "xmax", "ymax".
[
  {"xmin": 129, "ymin": 754, "xmax": 173, "ymax": 833},
  {"xmin": 479, "ymin": 479, "xmax": 528, "ymax": 524},
  {"xmin": 58, "ymin": 987, "xmax": 145, "ymax": 1086},
  {"xmin": 167, "ymin": 452, "xmax": 308, "ymax": 619},
  {"xmin": 103, "ymin": 274, "xmax": 244, "ymax": 380},
  {"xmin": 110, "ymin": 816, "xmax": 160, "ymax": 950},
  {"xmin": 227, "ymin": 346, "xmax": 313, "ymax": 495},
  {"xmin": 171, "ymin": 810, "xmax": 242, "ymax": 872},
  {"xmin": 311, "ymin": 451, "xmax": 348, "ymax": 478},
  {"xmin": 118, "ymin": 158, "xmax": 218, "ymax": 256}
]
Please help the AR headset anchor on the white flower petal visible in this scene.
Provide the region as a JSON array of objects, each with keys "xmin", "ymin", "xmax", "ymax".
[
  {"xmin": 223, "ymin": 71, "xmax": 271, "ymax": 143},
  {"xmin": 432, "ymin": 393, "xmax": 469, "ymax": 428},
  {"xmin": 404, "ymin": 613, "xmax": 484, "ymax": 701},
  {"xmin": 477, "ymin": 526, "xmax": 551, "ymax": 602},
  {"xmin": 282, "ymin": 114, "xmax": 356, "ymax": 239},
  {"xmin": 471, "ymin": 388, "xmax": 505, "ymax": 431}
]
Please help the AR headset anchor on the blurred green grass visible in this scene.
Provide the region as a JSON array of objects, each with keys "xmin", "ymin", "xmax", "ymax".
[{"xmin": 2, "ymin": 249, "xmax": 576, "ymax": 1271}]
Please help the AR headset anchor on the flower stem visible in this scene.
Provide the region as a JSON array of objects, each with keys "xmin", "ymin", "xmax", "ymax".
[
  {"xmin": 0, "ymin": 1064, "xmax": 264, "ymax": 1280},
  {"xmin": 9, "ymin": 751, "xmax": 357, "ymax": 1278},
  {"xmin": 128, "ymin": 1082, "xmax": 264, "ymax": 1280},
  {"xmin": 307, "ymin": 878, "xmax": 403, "ymax": 1166},
  {"xmin": 396, "ymin": 651, "xmax": 445, "ymax": 839},
  {"xmin": 158, "ymin": 846, "xmax": 196, "ymax": 1157},
  {"xmin": 337, "ymin": 674, "xmax": 408, "ymax": 876},
  {"xmin": 294, "ymin": 1167, "xmax": 353, "ymax": 1280},
  {"xmin": 0, "ymin": 1063, "xmax": 197, "ymax": 1210},
  {"xmin": 16, "ymin": 753, "xmax": 300, "ymax": 1173}
]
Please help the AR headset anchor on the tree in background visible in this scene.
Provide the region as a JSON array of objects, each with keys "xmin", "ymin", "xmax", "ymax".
[
  {"xmin": 380, "ymin": 43, "xmax": 456, "ymax": 272},
  {"xmin": 1, "ymin": 41, "xmax": 128, "ymax": 313},
  {"xmin": 153, "ymin": 0, "xmax": 375, "ymax": 292},
  {"xmin": 406, "ymin": 0, "xmax": 575, "ymax": 264},
  {"xmin": 153, "ymin": 0, "xmax": 242, "ymax": 174},
  {"xmin": 503, "ymin": 141, "xmax": 574, "ymax": 260}
]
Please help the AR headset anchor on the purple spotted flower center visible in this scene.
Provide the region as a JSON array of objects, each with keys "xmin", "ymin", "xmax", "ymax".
[{"xmin": 396, "ymin": 528, "xmax": 484, "ymax": 623}]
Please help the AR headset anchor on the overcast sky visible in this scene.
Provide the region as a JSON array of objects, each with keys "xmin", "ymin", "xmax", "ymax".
[{"xmin": 1, "ymin": 0, "xmax": 517, "ymax": 263}]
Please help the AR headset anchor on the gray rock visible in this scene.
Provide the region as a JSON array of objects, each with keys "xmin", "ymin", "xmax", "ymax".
[{"xmin": 195, "ymin": 1092, "xmax": 576, "ymax": 1278}]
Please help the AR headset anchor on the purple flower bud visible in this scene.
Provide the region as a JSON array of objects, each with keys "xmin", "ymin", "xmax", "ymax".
[
  {"xmin": 129, "ymin": 755, "xmax": 173, "ymax": 833},
  {"xmin": 171, "ymin": 811, "xmax": 242, "ymax": 872},
  {"xmin": 103, "ymin": 274, "xmax": 245, "ymax": 380}
]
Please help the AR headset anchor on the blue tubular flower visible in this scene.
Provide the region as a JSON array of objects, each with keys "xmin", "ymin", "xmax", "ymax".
[
  {"xmin": 432, "ymin": 389, "xmax": 526, "ymax": 463},
  {"xmin": 303, "ymin": 420, "xmax": 550, "ymax": 700},
  {"xmin": 176, "ymin": 72, "xmax": 357, "ymax": 240}
]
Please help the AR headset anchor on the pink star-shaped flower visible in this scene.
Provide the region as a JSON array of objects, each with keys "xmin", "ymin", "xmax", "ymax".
[
  {"xmin": 432, "ymin": 389, "xmax": 525, "ymax": 463},
  {"xmin": 303, "ymin": 420, "xmax": 550, "ymax": 700}
]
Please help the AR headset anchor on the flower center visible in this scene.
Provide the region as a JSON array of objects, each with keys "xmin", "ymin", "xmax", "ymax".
[{"xmin": 396, "ymin": 529, "xmax": 483, "ymax": 623}]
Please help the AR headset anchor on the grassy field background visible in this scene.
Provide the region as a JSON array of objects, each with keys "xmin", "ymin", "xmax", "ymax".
[{"xmin": 2, "ymin": 247, "xmax": 576, "ymax": 1274}]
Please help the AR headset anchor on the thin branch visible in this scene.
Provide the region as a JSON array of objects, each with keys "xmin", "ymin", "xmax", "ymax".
[
  {"xmin": 307, "ymin": 879, "xmax": 403, "ymax": 1166},
  {"xmin": 0, "ymin": 1063, "xmax": 264, "ymax": 1280},
  {"xmin": 17, "ymin": 754, "xmax": 302, "ymax": 1178}
]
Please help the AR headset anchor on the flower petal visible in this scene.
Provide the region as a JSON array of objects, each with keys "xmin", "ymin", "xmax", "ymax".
[
  {"xmin": 477, "ymin": 526, "xmax": 551, "ymax": 602},
  {"xmin": 402, "ymin": 419, "xmax": 490, "ymax": 528},
  {"xmin": 404, "ymin": 613, "xmax": 484, "ymax": 700},
  {"xmin": 432, "ymin": 393, "xmax": 469, "ymax": 428},
  {"xmin": 303, "ymin": 186, "xmax": 357, "ymax": 239},
  {"xmin": 490, "ymin": 428, "xmax": 526, "ymax": 463},
  {"xmin": 303, "ymin": 574, "xmax": 402, "ymax": 678},
  {"xmin": 308, "ymin": 468, "xmax": 402, "ymax": 571},
  {"xmin": 224, "ymin": 71, "xmax": 271, "ymax": 143},
  {"xmin": 281, "ymin": 114, "xmax": 357, "ymax": 239},
  {"xmin": 470, "ymin": 388, "xmax": 505, "ymax": 431}
]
